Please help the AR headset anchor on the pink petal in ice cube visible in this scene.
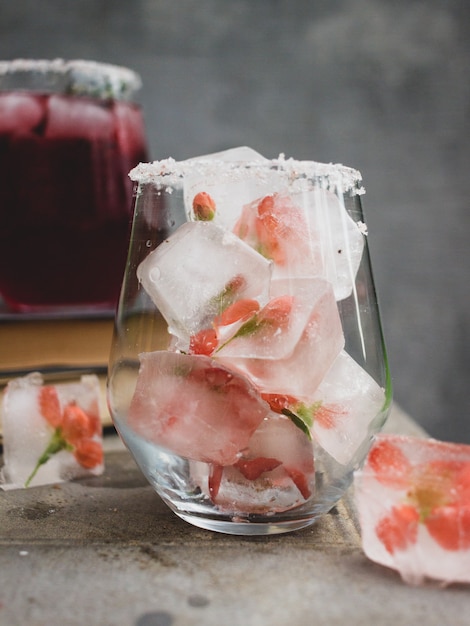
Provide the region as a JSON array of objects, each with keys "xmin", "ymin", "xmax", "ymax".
[
  {"xmin": 0, "ymin": 373, "xmax": 103, "ymax": 490},
  {"xmin": 127, "ymin": 351, "xmax": 270, "ymax": 465},
  {"xmin": 217, "ymin": 278, "xmax": 344, "ymax": 398},
  {"xmin": 233, "ymin": 192, "xmax": 322, "ymax": 279},
  {"xmin": 191, "ymin": 413, "xmax": 315, "ymax": 514},
  {"xmin": 355, "ymin": 434, "xmax": 470, "ymax": 585}
]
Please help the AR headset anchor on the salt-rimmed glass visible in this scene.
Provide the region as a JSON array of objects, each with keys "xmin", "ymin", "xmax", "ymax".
[
  {"xmin": 107, "ymin": 151, "xmax": 392, "ymax": 535},
  {"xmin": 0, "ymin": 59, "xmax": 148, "ymax": 313}
]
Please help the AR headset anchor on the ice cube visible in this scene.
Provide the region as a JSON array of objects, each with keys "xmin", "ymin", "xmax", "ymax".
[
  {"xmin": 233, "ymin": 192, "xmax": 323, "ymax": 279},
  {"xmin": 299, "ymin": 187, "xmax": 365, "ymax": 301},
  {"xmin": 137, "ymin": 221, "xmax": 272, "ymax": 341},
  {"xmin": 309, "ymin": 351, "xmax": 386, "ymax": 465},
  {"xmin": 214, "ymin": 280, "xmax": 319, "ymax": 361},
  {"xmin": 0, "ymin": 373, "xmax": 104, "ymax": 490},
  {"xmin": 191, "ymin": 412, "xmax": 315, "ymax": 514},
  {"xmin": 183, "ymin": 147, "xmax": 282, "ymax": 229},
  {"xmin": 0, "ymin": 92, "xmax": 45, "ymax": 134},
  {"xmin": 127, "ymin": 351, "xmax": 270, "ymax": 466},
  {"xmin": 45, "ymin": 94, "xmax": 114, "ymax": 141},
  {"xmin": 217, "ymin": 278, "xmax": 344, "ymax": 397},
  {"xmin": 355, "ymin": 434, "xmax": 470, "ymax": 585}
]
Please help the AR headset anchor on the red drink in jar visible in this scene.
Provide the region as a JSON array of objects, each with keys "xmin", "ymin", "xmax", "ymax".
[{"xmin": 0, "ymin": 59, "xmax": 149, "ymax": 313}]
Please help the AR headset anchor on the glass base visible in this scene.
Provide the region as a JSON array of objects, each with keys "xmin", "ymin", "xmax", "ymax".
[{"xmin": 176, "ymin": 511, "xmax": 317, "ymax": 535}]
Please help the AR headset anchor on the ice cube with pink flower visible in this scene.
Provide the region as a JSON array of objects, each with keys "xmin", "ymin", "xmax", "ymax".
[
  {"xmin": 310, "ymin": 351, "xmax": 386, "ymax": 465},
  {"xmin": 127, "ymin": 351, "xmax": 270, "ymax": 466},
  {"xmin": 233, "ymin": 192, "xmax": 323, "ymax": 280},
  {"xmin": 0, "ymin": 372, "xmax": 104, "ymax": 490},
  {"xmin": 191, "ymin": 412, "xmax": 315, "ymax": 514},
  {"xmin": 183, "ymin": 146, "xmax": 281, "ymax": 229},
  {"xmin": 355, "ymin": 434, "xmax": 470, "ymax": 585},
  {"xmin": 216, "ymin": 278, "xmax": 344, "ymax": 398},
  {"xmin": 232, "ymin": 188, "xmax": 365, "ymax": 301},
  {"xmin": 137, "ymin": 221, "xmax": 272, "ymax": 345}
]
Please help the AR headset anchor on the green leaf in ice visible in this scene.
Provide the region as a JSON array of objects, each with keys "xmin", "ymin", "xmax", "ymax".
[{"xmin": 281, "ymin": 408, "xmax": 312, "ymax": 441}]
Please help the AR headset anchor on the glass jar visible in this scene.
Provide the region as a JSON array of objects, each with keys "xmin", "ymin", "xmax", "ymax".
[{"xmin": 0, "ymin": 58, "xmax": 149, "ymax": 313}]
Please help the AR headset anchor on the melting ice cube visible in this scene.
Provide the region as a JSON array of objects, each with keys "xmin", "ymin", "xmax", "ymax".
[
  {"xmin": 355, "ymin": 434, "xmax": 470, "ymax": 585},
  {"xmin": 137, "ymin": 221, "xmax": 272, "ymax": 341},
  {"xmin": 127, "ymin": 351, "xmax": 270, "ymax": 466},
  {"xmin": 0, "ymin": 372, "xmax": 103, "ymax": 490},
  {"xmin": 216, "ymin": 278, "xmax": 344, "ymax": 398},
  {"xmin": 191, "ymin": 412, "xmax": 315, "ymax": 514}
]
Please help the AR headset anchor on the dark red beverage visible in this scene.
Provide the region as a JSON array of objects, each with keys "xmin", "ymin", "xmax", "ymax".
[{"xmin": 0, "ymin": 62, "xmax": 148, "ymax": 313}]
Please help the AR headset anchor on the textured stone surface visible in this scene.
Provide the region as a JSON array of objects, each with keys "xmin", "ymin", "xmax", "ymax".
[{"xmin": 0, "ymin": 406, "xmax": 469, "ymax": 626}]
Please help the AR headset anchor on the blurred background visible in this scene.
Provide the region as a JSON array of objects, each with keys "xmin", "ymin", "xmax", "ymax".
[{"xmin": 1, "ymin": 0, "xmax": 468, "ymax": 442}]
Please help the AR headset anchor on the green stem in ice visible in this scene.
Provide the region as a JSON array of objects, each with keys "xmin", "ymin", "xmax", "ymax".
[
  {"xmin": 281, "ymin": 408, "xmax": 313, "ymax": 440},
  {"xmin": 24, "ymin": 428, "xmax": 73, "ymax": 488}
]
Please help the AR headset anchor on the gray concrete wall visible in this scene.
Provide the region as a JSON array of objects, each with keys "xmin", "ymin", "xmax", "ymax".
[{"xmin": 1, "ymin": 0, "xmax": 469, "ymax": 442}]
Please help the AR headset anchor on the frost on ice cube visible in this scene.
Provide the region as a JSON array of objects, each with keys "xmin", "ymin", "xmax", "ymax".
[
  {"xmin": 191, "ymin": 412, "xmax": 315, "ymax": 514},
  {"xmin": 0, "ymin": 373, "xmax": 104, "ymax": 490},
  {"xmin": 127, "ymin": 351, "xmax": 270, "ymax": 466},
  {"xmin": 233, "ymin": 193, "xmax": 323, "ymax": 280},
  {"xmin": 355, "ymin": 434, "xmax": 470, "ymax": 586},
  {"xmin": 137, "ymin": 221, "xmax": 272, "ymax": 343},
  {"xmin": 216, "ymin": 278, "xmax": 344, "ymax": 398},
  {"xmin": 183, "ymin": 146, "xmax": 281, "ymax": 229}
]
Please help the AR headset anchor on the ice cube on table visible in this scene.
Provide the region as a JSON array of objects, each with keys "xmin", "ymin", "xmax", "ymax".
[
  {"xmin": 233, "ymin": 192, "xmax": 323, "ymax": 279},
  {"xmin": 0, "ymin": 92, "xmax": 45, "ymax": 134},
  {"xmin": 308, "ymin": 351, "xmax": 386, "ymax": 465},
  {"xmin": 191, "ymin": 412, "xmax": 315, "ymax": 514},
  {"xmin": 298, "ymin": 187, "xmax": 365, "ymax": 301},
  {"xmin": 45, "ymin": 94, "xmax": 114, "ymax": 140},
  {"xmin": 137, "ymin": 221, "xmax": 272, "ymax": 342},
  {"xmin": 127, "ymin": 351, "xmax": 270, "ymax": 466},
  {"xmin": 217, "ymin": 278, "xmax": 344, "ymax": 397},
  {"xmin": 354, "ymin": 434, "xmax": 470, "ymax": 585},
  {"xmin": 0, "ymin": 372, "xmax": 103, "ymax": 490},
  {"xmin": 182, "ymin": 146, "xmax": 280, "ymax": 229}
]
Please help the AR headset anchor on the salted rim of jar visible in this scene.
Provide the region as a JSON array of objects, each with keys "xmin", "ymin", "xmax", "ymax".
[{"xmin": 0, "ymin": 58, "xmax": 142, "ymax": 101}]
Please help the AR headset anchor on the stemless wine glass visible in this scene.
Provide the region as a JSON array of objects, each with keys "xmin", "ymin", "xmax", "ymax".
[
  {"xmin": 0, "ymin": 59, "xmax": 148, "ymax": 313},
  {"xmin": 107, "ymin": 148, "xmax": 392, "ymax": 536}
]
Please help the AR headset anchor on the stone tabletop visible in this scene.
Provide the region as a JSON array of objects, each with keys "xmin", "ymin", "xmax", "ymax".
[{"xmin": 0, "ymin": 405, "xmax": 468, "ymax": 626}]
